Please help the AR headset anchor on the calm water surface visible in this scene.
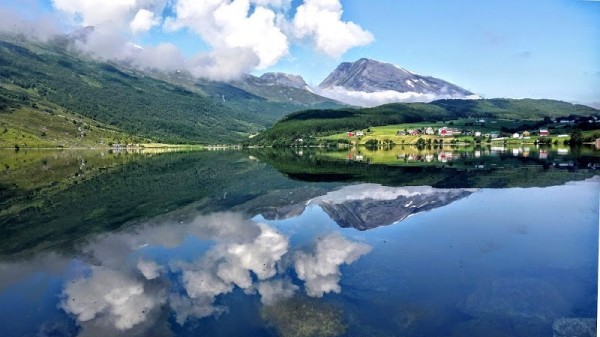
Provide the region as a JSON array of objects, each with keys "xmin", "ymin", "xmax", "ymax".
[{"xmin": 0, "ymin": 148, "xmax": 598, "ymax": 337}]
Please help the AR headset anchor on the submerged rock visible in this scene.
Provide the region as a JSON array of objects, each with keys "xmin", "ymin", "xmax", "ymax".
[
  {"xmin": 459, "ymin": 278, "xmax": 569, "ymax": 322},
  {"xmin": 553, "ymin": 318, "xmax": 596, "ymax": 337},
  {"xmin": 260, "ymin": 297, "xmax": 346, "ymax": 337}
]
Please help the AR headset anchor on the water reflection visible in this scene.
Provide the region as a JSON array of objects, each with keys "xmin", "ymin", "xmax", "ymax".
[
  {"xmin": 0, "ymin": 150, "xmax": 597, "ymax": 337},
  {"xmin": 3, "ymin": 211, "xmax": 370, "ymax": 336}
]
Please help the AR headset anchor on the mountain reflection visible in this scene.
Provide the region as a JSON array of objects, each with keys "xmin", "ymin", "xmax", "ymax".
[
  {"xmin": 256, "ymin": 184, "xmax": 476, "ymax": 230},
  {"xmin": 52, "ymin": 212, "xmax": 371, "ymax": 335}
]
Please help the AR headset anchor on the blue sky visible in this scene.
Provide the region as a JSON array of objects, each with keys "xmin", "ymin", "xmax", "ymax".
[{"xmin": 4, "ymin": 0, "xmax": 600, "ymax": 104}]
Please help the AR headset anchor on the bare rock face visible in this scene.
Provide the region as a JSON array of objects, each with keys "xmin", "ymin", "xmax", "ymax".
[
  {"xmin": 259, "ymin": 72, "xmax": 309, "ymax": 90},
  {"xmin": 319, "ymin": 58, "xmax": 473, "ymax": 96}
]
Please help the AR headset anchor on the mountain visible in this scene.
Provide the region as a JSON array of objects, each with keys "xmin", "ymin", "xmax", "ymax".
[
  {"xmin": 230, "ymin": 73, "xmax": 343, "ymax": 109},
  {"xmin": 250, "ymin": 98, "xmax": 600, "ymax": 146},
  {"xmin": 318, "ymin": 58, "xmax": 475, "ymax": 107},
  {"xmin": 0, "ymin": 37, "xmax": 342, "ymax": 146},
  {"xmin": 257, "ymin": 72, "xmax": 308, "ymax": 90}
]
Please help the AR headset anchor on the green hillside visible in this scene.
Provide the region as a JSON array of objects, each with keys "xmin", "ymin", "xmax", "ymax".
[
  {"xmin": 0, "ymin": 37, "xmax": 339, "ymax": 146},
  {"xmin": 153, "ymin": 72, "xmax": 345, "ymax": 127},
  {"xmin": 251, "ymin": 99, "xmax": 599, "ymax": 146}
]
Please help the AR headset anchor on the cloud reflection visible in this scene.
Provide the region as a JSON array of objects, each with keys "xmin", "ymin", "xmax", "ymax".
[
  {"xmin": 54, "ymin": 212, "xmax": 370, "ymax": 333},
  {"xmin": 294, "ymin": 233, "xmax": 372, "ymax": 297}
]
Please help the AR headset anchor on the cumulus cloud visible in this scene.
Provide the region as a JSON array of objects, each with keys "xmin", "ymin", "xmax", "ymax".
[
  {"xmin": 293, "ymin": 0, "xmax": 374, "ymax": 57},
  {"xmin": 316, "ymin": 86, "xmax": 481, "ymax": 107},
  {"xmin": 2, "ymin": 0, "xmax": 373, "ymax": 80},
  {"xmin": 164, "ymin": 0, "xmax": 289, "ymax": 69},
  {"xmin": 130, "ymin": 9, "xmax": 160, "ymax": 34},
  {"xmin": 61, "ymin": 267, "xmax": 166, "ymax": 330},
  {"xmin": 294, "ymin": 233, "xmax": 371, "ymax": 297},
  {"xmin": 52, "ymin": 0, "xmax": 167, "ymax": 28}
]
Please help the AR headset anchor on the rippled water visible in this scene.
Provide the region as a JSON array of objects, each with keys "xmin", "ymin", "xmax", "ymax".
[{"xmin": 0, "ymin": 148, "xmax": 598, "ymax": 337}]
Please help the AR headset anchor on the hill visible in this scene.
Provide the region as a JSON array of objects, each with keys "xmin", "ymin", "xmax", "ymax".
[
  {"xmin": 0, "ymin": 37, "xmax": 343, "ymax": 146},
  {"xmin": 250, "ymin": 99, "xmax": 599, "ymax": 146}
]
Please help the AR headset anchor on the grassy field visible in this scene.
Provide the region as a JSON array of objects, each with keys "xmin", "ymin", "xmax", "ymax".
[
  {"xmin": 322, "ymin": 119, "xmax": 600, "ymax": 145},
  {"xmin": 0, "ymin": 106, "xmax": 146, "ymax": 148}
]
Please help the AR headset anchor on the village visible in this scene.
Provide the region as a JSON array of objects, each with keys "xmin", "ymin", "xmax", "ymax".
[
  {"xmin": 331, "ymin": 115, "xmax": 600, "ymax": 147},
  {"xmin": 346, "ymin": 126, "xmax": 554, "ymax": 140}
]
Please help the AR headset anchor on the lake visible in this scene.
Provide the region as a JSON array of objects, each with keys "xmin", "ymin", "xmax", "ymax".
[{"xmin": 0, "ymin": 147, "xmax": 598, "ymax": 337}]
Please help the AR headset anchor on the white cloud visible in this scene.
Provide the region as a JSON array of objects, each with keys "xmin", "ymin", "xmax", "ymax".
[
  {"xmin": 317, "ymin": 86, "xmax": 481, "ymax": 107},
  {"xmin": 9, "ymin": 0, "xmax": 373, "ymax": 80},
  {"xmin": 52, "ymin": 0, "xmax": 166, "ymax": 28},
  {"xmin": 53, "ymin": 0, "xmax": 136, "ymax": 27},
  {"xmin": 130, "ymin": 9, "xmax": 160, "ymax": 34},
  {"xmin": 0, "ymin": 7, "xmax": 63, "ymax": 41},
  {"xmin": 165, "ymin": 0, "xmax": 289, "ymax": 69},
  {"xmin": 61, "ymin": 267, "xmax": 166, "ymax": 330},
  {"xmin": 294, "ymin": 233, "xmax": 371, "ymax": 297},
  {"xmin": 292, "ymin": 0, "xmax": 374, "ymax": 57}
]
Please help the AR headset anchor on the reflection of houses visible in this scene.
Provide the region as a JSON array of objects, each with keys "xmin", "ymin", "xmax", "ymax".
[
  {"xmin": 438, "ymin": 152, "xmax": 454, "ymax": 162},
  {"xmin": 596, "ymin": 139, "xmax": 600, "ymax": 149},
  {"xmin": 539, "ymin": 150, "xmax": 548, "ymax": 159},
  {"xmin": 539, "ymin": 129, "xmax": 550, "ymax": 136}
]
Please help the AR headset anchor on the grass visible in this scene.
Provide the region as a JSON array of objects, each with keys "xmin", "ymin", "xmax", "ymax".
[
  {"xmin": 321, "ymin": 119, "xmax": 600, "ymax": 146},
  {"xmin": 0, "ymin": 106, "xmax": 144, "ymax": 148}
]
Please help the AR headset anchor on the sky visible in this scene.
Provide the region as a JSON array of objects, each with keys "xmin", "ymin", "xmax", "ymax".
[{"xmin": 0, "ymin": 0, "xmax": 599, "ymax": 104}]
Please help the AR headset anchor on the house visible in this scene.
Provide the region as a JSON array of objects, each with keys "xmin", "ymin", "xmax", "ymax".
[
  {"xmin": 539, "ymin": 129, "xmax": 550, "ymax": 136},
  {"xmin": 490, "ymin": 132, "xmax": 500, "ymax": 139},
  {"xmin": 425, "ymin": 127, "xmax": 435, "ymax": 135},
  {"xmin": 438, "ymin": 127, "xmax": 453, "ymax": 136},
  {"xmin": 356, "ymin": 131, "xmax": 364, "ymax": 137},
  {"xmin": 474, "ymin": 131, "xmax": 482, "ymax": 137},
  {"xmin": 347, "ymin": 132, "xmax": 354, "ymax": 138},
  {"xmin": 512, "ymin": 133, "xmax": 521, "ymax": 139},
  {"xmin": 522, "ymin": 131, "xmax": 531, "ymax": 137},
  {"xmin": 477, "ymin": 119, "xmax": 486, "ymax": 123},
  {"xmin": 396, "ymin": 131, "xmax": 407, "ymax": 136},
  {"xmin": 409, "ymin": 129, "xmax": 420, "ymax": 136}
]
